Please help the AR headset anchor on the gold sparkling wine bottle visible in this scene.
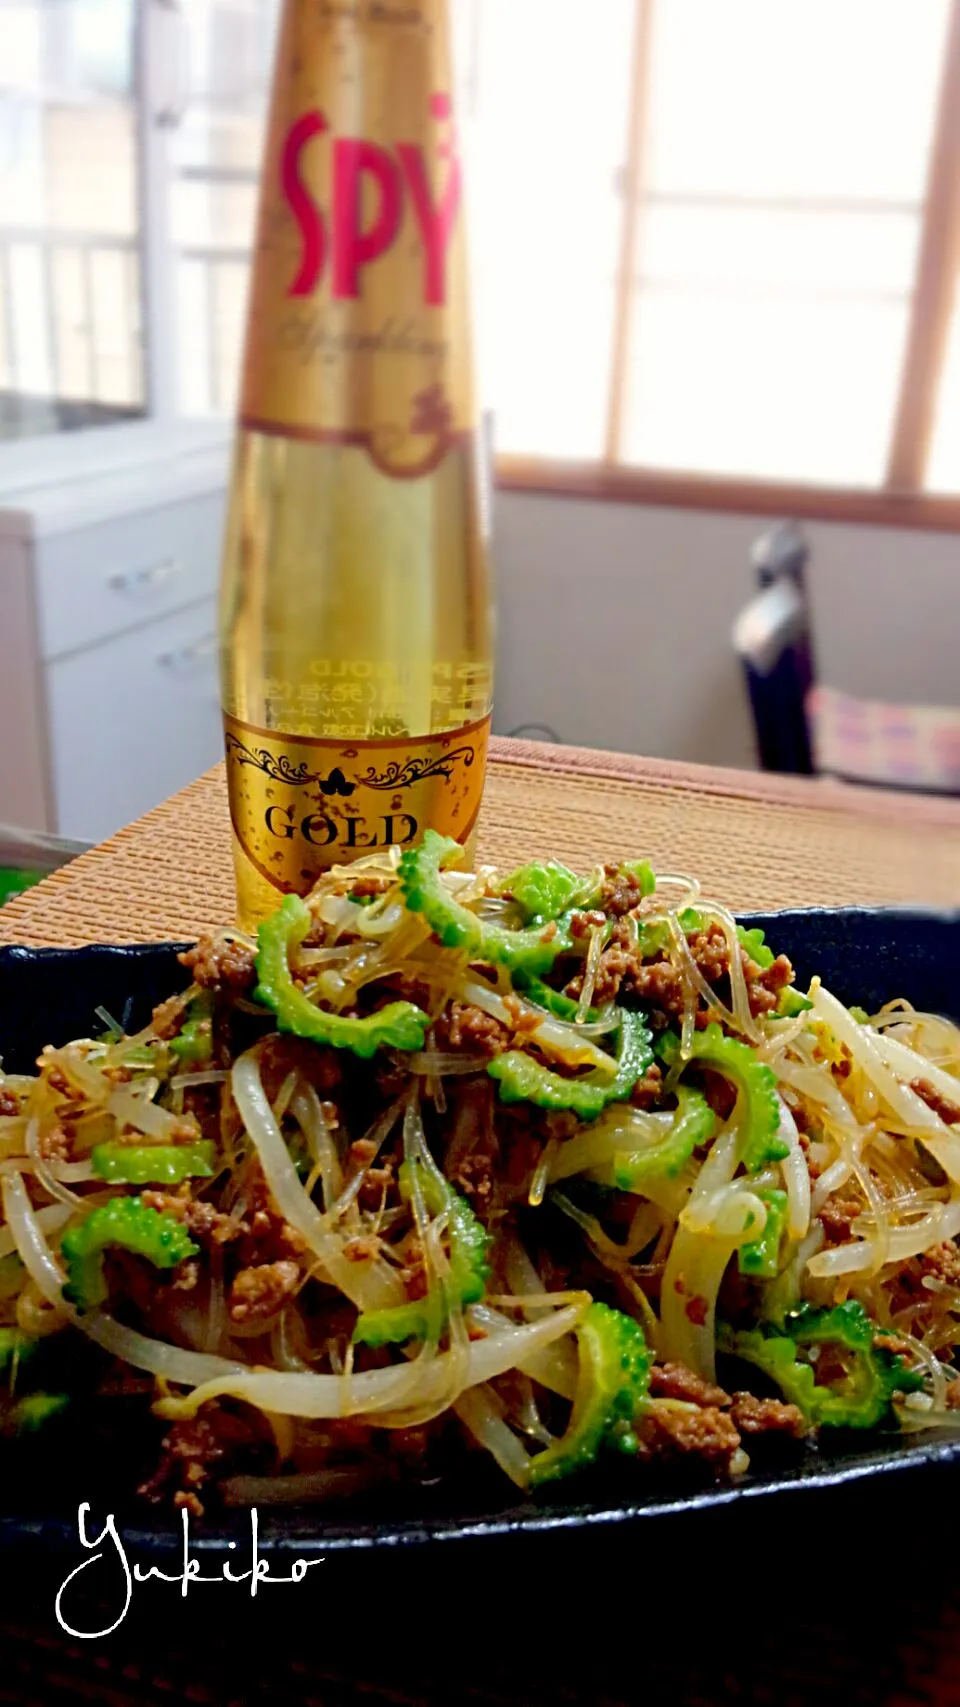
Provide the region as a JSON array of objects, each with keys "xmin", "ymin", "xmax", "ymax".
[{"xmin": 219, "ymin": 0, "xmax": 494, "ymax": 929}]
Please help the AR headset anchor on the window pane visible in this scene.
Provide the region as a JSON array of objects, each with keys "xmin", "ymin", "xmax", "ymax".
[
  {"xmin": 623, "ymin": 0, "xmax": 950, "ymax": 483},
  {"xmin": 0, "ymin": 0, "xmax": 145, "ymax": 438},
  {"xmin": 642, "ymin": 207, "xmax": 920, "ymax": 298},
  {"xmin": 646, "ymin": 0, "xmax": 949, "ymax": 203},
  {"xmin": 623, "ymin": 292, "xmax": 909, "ymax": 485},
  {"xmin": 468, "ymin": 0, "xmax": 634, "ymax": 457},
  {"xmin": 173, "ymin": 0, "xmax": 279, "ymax": 416}
]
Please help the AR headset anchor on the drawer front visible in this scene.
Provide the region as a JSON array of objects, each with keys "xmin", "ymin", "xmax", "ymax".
[
  {"xmin": 36, "ymin": 489, "xmax": 226, "ymax": 661},
  {"xmin": 48, "ymin": 599, "xmax": 224, "ymax": 844}
]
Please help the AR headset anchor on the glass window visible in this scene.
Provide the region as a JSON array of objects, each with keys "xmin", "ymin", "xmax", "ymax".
[
  {"xmin": 0, "ymin": 0, "xmax": 145, "ymax": 440},
  {"xmin": 171, "ymin": 0, "xmax": 279, "ymax": 416}
]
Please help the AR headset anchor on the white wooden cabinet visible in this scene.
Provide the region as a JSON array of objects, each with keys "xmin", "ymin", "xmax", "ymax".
[{"xmin": 0, "ymin": 447, "xmax": 230, "ymax": 843}]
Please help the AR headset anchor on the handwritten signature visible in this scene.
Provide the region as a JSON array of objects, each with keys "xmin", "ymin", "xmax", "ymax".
[{"xmin": 55, "ymin": 1503, "xmax": 322, "ymax": 1638}]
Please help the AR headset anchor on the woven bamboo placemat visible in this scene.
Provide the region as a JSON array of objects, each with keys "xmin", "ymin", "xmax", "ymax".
[{"xmin": 1, "ymin": 736, "xmax": 958, "ymax": 947}]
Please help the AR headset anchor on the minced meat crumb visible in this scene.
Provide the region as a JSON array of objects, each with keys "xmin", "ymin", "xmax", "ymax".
[
  {"xmin": 434, "ymin": 1001, "xmax": 511, "ymax": 1056},
  {"xmin": 229, "ymin": 1259, "xmax": 301, "ymax": 1323},
  {"xmin": 819, "ymin": 1194, "xmax": 863, "ymax": 1243},
  {"xmin": 349, "ymin": 874, "xmax": 391, "ymax": 898},
  {"xmin": 150, "ymin": 994, "xmax": 189, "ymax": 1039},
  {"xmin": 178, "ymin": 936, "xmax": 256, "ymax": 993},
  {"xmin": 599, "ymin": 862, "xmax": 651, "ymax": 919},
  {"xmin": 0, "ymin": 1087, "xmax": 19, "ymax": 1117},
  {"xmin": 139, "ymin": 1403, "xmax": 264, "ymax": 1514},
  {"xmin": 688, "ymin": 924, "xmax": 729, "ymax": 983},
  {"xmin": 569, "ymin": 909, "xmax": 607, "ymax": 940},
  {"xmin": 919, "ymin": 1240, "xmax": 960, "ymax": 1286},
  {"xmin": 912, "ymin": 1078, "xmax": 960, "ymax": 1125},
  {"xmin": 744, "ymin": 953, "xmax": 794, "ymax": 1017},
  {"xmin": 637, "ymin": 1404, "xmax": 742, "ymax": 1471},
  {"xmin": 141, "ymin": 1188, "xmax": 239, "ymax": 1246},
  {"xmin": 630, "ymin": 1063, "xmax": 664, "ymax": 1111},
  {"xmin": 38, "ymin": 1123, "xmax": 70, "ymax": 1162},
  {"xmin": 649, "ymin": 1362, "xmax": 730, "ymax": 1407},
  {"xmin": 729, "ymin": 1392, "xmax": 807, "ymax": 1439}
]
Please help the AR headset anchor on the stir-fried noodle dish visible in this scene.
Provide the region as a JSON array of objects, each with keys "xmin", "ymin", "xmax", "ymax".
[{"xmin": 2, "ymin": 833, "xmax": 960, "ymax": 1514}]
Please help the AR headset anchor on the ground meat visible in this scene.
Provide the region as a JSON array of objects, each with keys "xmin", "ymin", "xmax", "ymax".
[
  {"xmin": 229, "ymin": 1258, "xmax": 301, "ymax": 1323},
  {"xmin": 919, "ymin": 1240, "xmax": 960, "ymax": 1285},
  {"xmin": 141, "ymin": 1188, "xmax": 240, "ymax": 1246},
  {"xmin": 873, "ymin": 1330, "xmax": 915, "ymax": 1358},
  {"xmin": 624, "ymin": 960, "xmax": 686, "ymax": 1016},
  {"xmin": 41, "ymin": 1061, "xmax": 72, "ymax": 1096},
  {"xmin": 38, "ymin": 1123, "xmax": 70, "ymax": 1162},
  {"xmin": 0, "ymin": 1088, "xmax": 20, "ymax": 1117},
  {"xmin": 102, "ymin": 1065, "xmax": 135, "ymax": 1085},
  {"xmin": 819, "ymin": 1193, "xmax": 863, "ymax": 1243},
  {"xmin": 569, "ymin": 909, "xmax": 608, "ymax": 940},
  {"xmin": 343, "ymin": 1234, "xmax": 384, "ymax": 1263},
  {"xmin": 348, "ymin": 874, "xmax": 391, "ymax": 898},
  {"xmin": 912, "ymin": 1078, "xmax": 960, "ymax": 1125},
  {"xmin": 150, "ymin": 994, "xmax": 189, "ymax": 1039},
  {"xmin": 434, "ymin": 1001, "xmax": 511, "ymax": 1057},
  {"xmin": 630, "ymin": 1063, "xmax": 664, "ymax": 1111},
  {"xmin": 946, "ymin": 1377, "xmax": 960, "ymax": 1410},
  {"xmin": 564, "ymin": 944, "xmax": 633, "ymax": 1007},
  {"xmin": 397, "ymin": 1236, "xmax": 428, "ymax": 1302},
  {"xmin": 178, "ymin": 935, "xmax": 257, "ymax": 993},
  {"xmin": 164, "ymin": 1116, "xmax": 203, "ymax": 1146},
  {"xmin": 596, "ymin": 863, "xmax": 648, "ymax": 919},
  {"xmin": 140, "ymin": 1177, "xmax": 306, "ymax": 1266},
  {"xmin": 637, "ymin": 1403, "xmax": 742, "ymax": 1471},
  {"xmin": 139, "ymin": 1402, "xmax": 265, "ymax": 1514},
  {"xmin": 688, "ymin": 924, "xmax": 730, "ymax": 983},
  {"xmin": 744, "ymin": 952, "xmax": 794, "ymax": 1018},
  {"xmin": 572, "ymin": 914, "xmax": 796, "ymax": 1025},
  {"xmin": 885, "ymin": 1241, "xmax": 960, "ymax": 1318},
  {"xmin": 234, "ymin": 1175, "xmax": 308, "ymax": 1266},
  {"xmin": 729, "ymin": 1392, "xmax": 807, "ymax": 1439},
  {"xmin": 358, "ymin": 1162, "xmax": 395, "ymax": 1211},
  {"xmin": 649, "ymin": 1361, "xmax": 730, "ymax": 1407},
  {"xmin": 453, "ymin": 1151, "xmax": 494, "ymax": 1204},
  {"xmin": 259, "ymin": 1034, "xmax": 341, "ymax": 1100},
  {"xmin": 171, "ymin": 1259, "xmax": 200, "ymax": 1292},
  {"xmin": 501, "ymin": 996, "xmax": 545, "ymax": 1037}
]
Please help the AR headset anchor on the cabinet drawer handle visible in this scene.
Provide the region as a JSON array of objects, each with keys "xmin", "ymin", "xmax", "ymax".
[
  {"xmin": 108, "ymin": 560, "xmax": 178, "ymax": 595},
  {"xmin": 157, "ymin": 634, "xmax": 216, "ymax": 672}
]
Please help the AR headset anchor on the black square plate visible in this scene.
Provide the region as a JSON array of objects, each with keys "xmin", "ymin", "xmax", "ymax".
[{"xmin": 1, "ymin": 905, "xmax": 958, "ymax": 1562}]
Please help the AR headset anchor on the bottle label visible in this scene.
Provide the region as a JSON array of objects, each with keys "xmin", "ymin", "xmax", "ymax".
[
  {"xmin": 223, "ymin": 711, "xmax": 490, "ymax": 894},
  {"xmin": 241, "ymin": 0, "xmax": 473, "ymax": 479}
]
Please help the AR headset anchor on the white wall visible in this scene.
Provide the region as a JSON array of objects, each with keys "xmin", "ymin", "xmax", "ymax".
[{"xmin": 492, "ymin": 491, "xmax": 960, "ymax": 768}]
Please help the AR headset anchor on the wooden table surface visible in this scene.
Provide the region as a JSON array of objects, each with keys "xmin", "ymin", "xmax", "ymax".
[{"xmin": 2, "ymin": 736, "xmax": 960, "ymax": 1705}]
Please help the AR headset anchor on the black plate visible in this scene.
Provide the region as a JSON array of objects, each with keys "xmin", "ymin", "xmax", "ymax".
[{"xmin": 1, "ymin": 905, "xmax": 959, "ymax": 1563}]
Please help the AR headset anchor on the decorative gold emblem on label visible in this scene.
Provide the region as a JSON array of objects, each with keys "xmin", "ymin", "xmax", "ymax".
[{"xmin": 223, "ymin": 712, "xmax": 490, "ymax": 895}]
